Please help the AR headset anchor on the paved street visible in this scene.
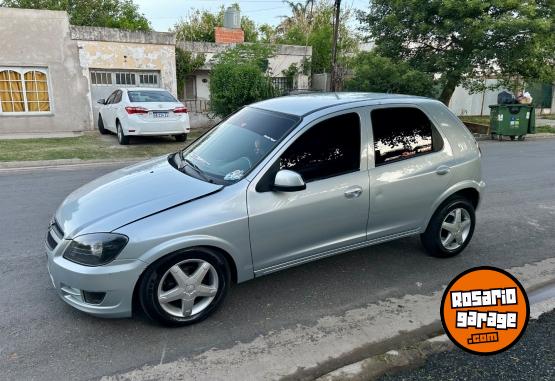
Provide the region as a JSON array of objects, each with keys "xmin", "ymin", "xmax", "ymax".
[
  {"xmin": 380, "ymin": 309, "xmax": 555, "ymax": 381},
  {"xmin": 1, "ymin": 139, "xmax": 555, "ymax": 380}
]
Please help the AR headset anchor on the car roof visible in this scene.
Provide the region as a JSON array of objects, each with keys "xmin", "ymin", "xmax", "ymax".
[{"xmin": 251, "ymin": 92, "xmax": 428, "ymax": 116}]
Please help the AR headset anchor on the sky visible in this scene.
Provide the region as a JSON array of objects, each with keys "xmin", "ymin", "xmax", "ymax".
[{"xmin": 135, "ymin": 0, "xmax": 370, "ymax": 32}]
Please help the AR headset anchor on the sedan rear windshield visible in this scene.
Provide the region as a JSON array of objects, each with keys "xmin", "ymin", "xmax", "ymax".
[{"xmin": 128, "ymin": 91, "xmax": 177, "ymax": 103}]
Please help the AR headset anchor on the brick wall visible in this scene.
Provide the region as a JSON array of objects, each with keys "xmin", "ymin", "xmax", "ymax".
[{"xmin": 215, "ymin": 27, "xmax": 244, "ymax": 44}]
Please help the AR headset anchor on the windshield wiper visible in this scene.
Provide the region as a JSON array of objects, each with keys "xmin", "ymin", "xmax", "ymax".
[{"xmin": 182, "ymin": 156, "xmax": 212, "ymax": 183}]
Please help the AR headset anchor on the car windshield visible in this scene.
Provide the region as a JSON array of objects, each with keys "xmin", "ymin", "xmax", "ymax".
[
  {"xmin": 128, "ymin": 90, "xmax": 177, "ymax": 103},
  {"xmin": 180, "ymin": 107, "xmax": 300, "ymax": 184}
]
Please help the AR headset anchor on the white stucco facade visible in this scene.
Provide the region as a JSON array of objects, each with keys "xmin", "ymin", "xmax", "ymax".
[{"xmin": 178, "ymin": 41, "xmax": 312, "ymax": 101}]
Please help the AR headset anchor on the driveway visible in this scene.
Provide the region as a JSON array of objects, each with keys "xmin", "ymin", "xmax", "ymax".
[{"xmin": 1, "ymin": 139, "xmax": 554, "ymax": 380}]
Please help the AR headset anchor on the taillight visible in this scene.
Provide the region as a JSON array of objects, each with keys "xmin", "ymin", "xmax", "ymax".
[
  {"xmin": 125, "ymin": 106, "xmax": 148, "ymax": 115},
  {"xmin": 173, "ymin": 107, "xmax": 188, "ymax": 114}
]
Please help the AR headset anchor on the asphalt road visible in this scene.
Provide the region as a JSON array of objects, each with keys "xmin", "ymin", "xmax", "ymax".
[
  {"xmin": 380, "ymin": 309, "xmax": 555, "ymax": 381},
  {"xmin": 1, "ymin": 139, "xmax": 555, "ymax": 380}
]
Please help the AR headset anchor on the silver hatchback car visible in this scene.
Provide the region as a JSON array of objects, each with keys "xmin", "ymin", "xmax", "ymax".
[{"xmin": 46, "ymin": 93, "xmax": 485, "ymax": 326}]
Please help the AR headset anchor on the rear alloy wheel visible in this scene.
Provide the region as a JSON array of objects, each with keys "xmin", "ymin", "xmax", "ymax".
[
  {"xmin": 174, "ymin": 134, "xmax": 187, "ymax": 142},
  {"xmin": 420, "ymin": 197, "xmax": 476, "ymax": 258},
  {"xmin": 139, "ymin": 249, "xmax": 230, "ymax": 326},
  {"xmin": 98, "ymin": 114, "xmax": 108, "ymax": 135},
  {"xmin": 116, "ymin": 122, "xmax": 129, "ymax": 145}
]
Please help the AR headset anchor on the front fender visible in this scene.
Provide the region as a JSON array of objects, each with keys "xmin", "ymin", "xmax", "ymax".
[{"xmin": 131, "ymin": 234, "xmax": 253, "ymax": 284}]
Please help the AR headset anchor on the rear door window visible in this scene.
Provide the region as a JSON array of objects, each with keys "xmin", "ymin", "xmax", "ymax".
[
  {"xmin": 105, "ymin": 91, "xmax": 117, "ymax": 104},
  {"xmin": 371, "ymin": 107, "xmax": 442, "ymax": 166},
  {"xmin": 113, "ymin": 90, "xmax": 122, "ymax": 104}
]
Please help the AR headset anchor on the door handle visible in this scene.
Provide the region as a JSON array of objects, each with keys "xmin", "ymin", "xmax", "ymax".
[
  {"xmin": 436, "ymin": 165, "xmax": 450, "ymax": 176},
  {"xmin": 344, "ymin": 186, "xmax": 363, "ymax": 199}
]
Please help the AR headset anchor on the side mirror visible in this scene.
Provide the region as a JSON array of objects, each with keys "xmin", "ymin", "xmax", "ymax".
[
  {"xmin": 273, "ymin": 170, "xmax": 306, "ymax": 192},
  {"xmin": 97, "ymin": 99, "xmax": 106, "ymax": 105}
]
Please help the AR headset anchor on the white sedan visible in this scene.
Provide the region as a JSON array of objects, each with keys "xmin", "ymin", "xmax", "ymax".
[{"xmin": 97, "ymin": 87, "xmax": 191, "ymax": 145}]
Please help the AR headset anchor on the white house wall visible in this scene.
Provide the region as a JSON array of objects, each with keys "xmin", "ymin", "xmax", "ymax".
[
  {"xmin": 449, "ymin": 79, "xmax": 509, "ymax": 116},
  {"xmin": 0, "ymin": 8, "xmax": 91, "ymax": 135},
  {"xmin": 195, "ymin": 72, "xmax": 211, "ymax": 100}
]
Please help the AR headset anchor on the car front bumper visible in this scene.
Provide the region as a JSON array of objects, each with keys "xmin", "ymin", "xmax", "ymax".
[{"xmin": 46, "ymin": 239, "xmax": 147, "ymax": 318}]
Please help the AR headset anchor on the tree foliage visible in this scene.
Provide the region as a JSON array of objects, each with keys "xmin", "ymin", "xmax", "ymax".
[
  {"xmin": 1, "ymin": 0, "xmax": 151, "ymax": 30},
  {"xmin": 344, "ymin": 52, "xmax": 436, "ymax": 97},
  {"xmin": 276, "ymin": 0, "xmax": 356, "ymax": 73},
  {"xmin": 173, "ymin": 4, "xmax": 258, "ymax": 43},
  {"xmin": 211, "ymin": 43, "xmax": 277, "ymax": 73},
  {"xmin": 175, "ymin": 48, "xmax": 205, "ymax": 99},
  {"xmin": 359, "ymin": 0, "xmax": 555, "ymax": 104},
  {"xmin": 209, "ymin": 44, "xmax": 276, "ymax": 117}
]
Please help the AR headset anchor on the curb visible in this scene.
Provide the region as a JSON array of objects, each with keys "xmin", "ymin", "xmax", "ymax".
[
  {"xmin": 0, "ymin": 157, "xmax": 142, "ymax": 172},
  {"xmin": 315, "ymin": 281, "xmax": 555, "ymax": 381},
  {"xmin": 474, "ymin": 133, "xmax": 555, "ymax": 141},
  {"xmin": 315, "ymin": 335, "xmax": 453, "ymax": 381}
]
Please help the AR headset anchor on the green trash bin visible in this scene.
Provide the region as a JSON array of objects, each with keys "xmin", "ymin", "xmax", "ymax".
[{"xmin": 489, "ymin": 104, "xmax": 535, "ymax": 141}]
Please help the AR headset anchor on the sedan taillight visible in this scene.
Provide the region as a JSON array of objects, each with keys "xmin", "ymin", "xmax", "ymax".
[
  {"xmin": 173, "ymin": 107, "xmax": 188, "ymax": 114},
  {"xmin": 125, "ymin": 106, "xmax": 148, "ymax": 115}
]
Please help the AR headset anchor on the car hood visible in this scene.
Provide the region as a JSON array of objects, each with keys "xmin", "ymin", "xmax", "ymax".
[{"xmin": 55, "ymin": 156, "xmax": 222, "ymax": 238}]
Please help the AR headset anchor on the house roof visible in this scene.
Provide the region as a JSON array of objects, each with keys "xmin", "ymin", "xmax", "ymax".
[{"xmin": 251, "ymin": 92, "xmax": 425, "ymax": 116}]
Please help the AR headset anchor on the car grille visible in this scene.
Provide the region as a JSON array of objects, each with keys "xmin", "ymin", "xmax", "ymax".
[{"xmin": 45, "ymin": 219, "xmax": 64, "ymax": 251}]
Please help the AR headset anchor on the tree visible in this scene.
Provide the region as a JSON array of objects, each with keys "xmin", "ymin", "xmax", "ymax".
[
  {"xmin": 258, "ymin": 23, "xmax": 277, "ymax": 44},
  {"xmin": 359, "ymin": 1, "xmax": 555, "ymax": 104},
  {"xmin": 175, "ymin": 48, "xmax": 205, "ymax": 99},
  {"xmin": 344, "ymin": 52, "xmax": 436, "ymax": 97},
  {"xmin": 1, "ymin": 0, "xmax": 151, "ymax": 30},
  {"xmin": 276, "ymin": 0, "xmax": 356, "ymax": 73},
  {"xmin": 173, "ymin": 4, "xmax": 258, "ymax": 43},
  {"xmin": 209, "ymin": 44, "xmax": 276, "ymax": 117}
]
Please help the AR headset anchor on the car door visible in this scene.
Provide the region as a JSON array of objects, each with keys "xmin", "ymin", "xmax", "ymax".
[
  {"xmin": 110, "ymin": 90, "xmax": 123, "ymax": 127},
  {"xmin": 247, "ymin": 110, "xmax": 370, "ymax": 274},
  {"xmin": 367, "ymin": 105, "xmax": 453, "ymax": 241},
  {"xmin": 102, "ymin": 91, "xmax": 118, "ymax": 131}
]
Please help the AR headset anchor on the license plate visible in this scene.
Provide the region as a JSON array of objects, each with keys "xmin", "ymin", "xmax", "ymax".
[{"xmin": 153, "ymin": 112, "xmax": 169, "ymax": 118}]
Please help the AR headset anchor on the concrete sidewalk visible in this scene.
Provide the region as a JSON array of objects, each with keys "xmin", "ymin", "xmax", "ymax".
[
  {"xmin": 0, "ymin": 157, "xmax": 140, "ymax": 172},
  {"xmin": 317, "ymin": 282, "xmax": 555, "ymax": 381}
]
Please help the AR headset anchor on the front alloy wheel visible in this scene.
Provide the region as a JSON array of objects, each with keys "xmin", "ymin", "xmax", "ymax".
[
  {"xmin": 157, "ymin": 259, "xmax": 219, "ymax": 318},
  {"xmin": 139, "ymin": 249, "xmax": 230, "ymax": 326}
]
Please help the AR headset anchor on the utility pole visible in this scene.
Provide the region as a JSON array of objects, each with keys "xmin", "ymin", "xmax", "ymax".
[{"xmin": 330, "ymin": 0, "xmax": 341, "ymax": 92}]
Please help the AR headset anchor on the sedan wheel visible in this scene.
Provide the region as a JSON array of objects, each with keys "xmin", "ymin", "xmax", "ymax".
[
  {"xmin": 116, "ymin": 122, "xmax": 129, "ymax": 145},
  {"xmin": 139, "ymin": 249, "xmax": 230, "ymax": 326}
]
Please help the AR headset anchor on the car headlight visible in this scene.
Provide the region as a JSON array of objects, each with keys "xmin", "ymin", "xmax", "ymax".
[{"xmin": 63, "ymin": 233, "xmax": 128, "ymax": 266}]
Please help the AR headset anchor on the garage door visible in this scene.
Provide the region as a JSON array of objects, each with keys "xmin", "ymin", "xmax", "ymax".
[{"xmin": 89, "ymin": 69, "xmax": 160, "ymax": 127}]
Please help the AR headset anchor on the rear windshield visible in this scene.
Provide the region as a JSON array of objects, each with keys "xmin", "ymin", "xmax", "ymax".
[{"xmin": 128, "ymin": 90, "xmax": 177, "ymax": 103}]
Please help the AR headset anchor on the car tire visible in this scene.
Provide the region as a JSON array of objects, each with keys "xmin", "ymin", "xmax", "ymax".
[
  {"xmin": 116, "ymin": 122, "xmax": 130, "ymax": 145},
  {"xmin": 174, "ymin": 134, "xmax": 187, "ymax": 142},
  {"xmin": 420, "ymin": 196, "xmax": 476, "ymax": 258},
  {"xmin": 98, "ymin": 114, "xmax": 109, "ymax": 135},
  {"xmin": 139, "ymin": 248, "xmax": 231, "ymax": 327}
]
